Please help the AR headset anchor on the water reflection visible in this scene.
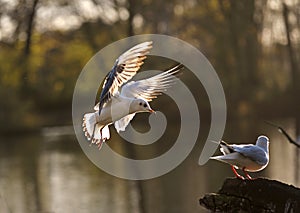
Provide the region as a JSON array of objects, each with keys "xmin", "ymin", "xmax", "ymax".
[
  {"xmin": 0, "ymin": 135, "xmax": 139, "ymax": 213},
  {"xmin": 0, "ymin": 119, "xmax": 299, "ymax": 213}
]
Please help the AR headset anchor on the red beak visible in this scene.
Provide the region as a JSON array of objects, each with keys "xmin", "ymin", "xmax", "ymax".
[{"xmin": 149, "ymin": 109, "xmax": 155, "ymax": 113}]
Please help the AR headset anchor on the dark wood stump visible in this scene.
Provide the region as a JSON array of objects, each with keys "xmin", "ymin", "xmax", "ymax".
[{"xmin": 199, "ymin": 178, "xmax": 300, "ymax": 212}]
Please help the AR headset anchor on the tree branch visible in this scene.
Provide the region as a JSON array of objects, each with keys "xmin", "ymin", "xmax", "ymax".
[{"xmin": 265, "ymin": 121, "xmax": 300, "ymax": 148}]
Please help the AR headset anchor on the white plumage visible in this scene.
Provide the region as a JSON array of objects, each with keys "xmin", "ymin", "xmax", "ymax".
[
  {"xmin": 82, "ymin": 41, "xmax": 183, "ymax": 149},
  {"xmin": 210, "ymin": 135, "xmax": 270, "ymax": 179}
]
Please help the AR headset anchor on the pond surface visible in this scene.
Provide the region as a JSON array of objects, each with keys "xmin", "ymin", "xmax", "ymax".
[{"xmin": 0, "ymin": 119, "xmax": 299, "ymax": 213}]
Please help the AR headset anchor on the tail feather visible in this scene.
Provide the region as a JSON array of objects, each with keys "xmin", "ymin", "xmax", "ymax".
[
  {"xmin": 83, "ymin": 112, "xmax": 97, "ymax": 140},
  {"xmin": 220, "ymin": 140, "xmax": 235, "ymax": 155},
  {"xmin": 83, "ymin": 112, "xmax": 110, "ymax": 149},
  {"xmin": 210, "ymin": 152, "xmax": 241, "ymax": 166}
]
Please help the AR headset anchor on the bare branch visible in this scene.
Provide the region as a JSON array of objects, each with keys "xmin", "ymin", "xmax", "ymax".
[{"xmin": 265, "ymin": 121, "xmax": 300, "ymax": 148}]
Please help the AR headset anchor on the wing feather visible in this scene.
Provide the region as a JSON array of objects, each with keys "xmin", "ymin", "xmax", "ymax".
[
  {"xmin": 98, "ymin": 41, "xmax": 153, "ymax": 111},
  {"xmin": 231, "ymin": 145, "xmax": 268, "ymax": 165},
  {"xmin": 120, "ymin": 63, "xmax": 183, "ymax": 101}
]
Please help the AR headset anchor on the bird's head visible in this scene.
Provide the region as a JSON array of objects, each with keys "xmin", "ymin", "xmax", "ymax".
[
  {"xmin": 256, "ymin": 135, "xmax": 269, "ymax": 152},
  {"xmin": 130, "ymin": 98, "xmax": 155, "ymax": 113}
]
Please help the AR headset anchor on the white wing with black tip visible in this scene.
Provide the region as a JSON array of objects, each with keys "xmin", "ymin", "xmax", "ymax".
[
  {"xmin": 98, "ymin": 41, "xmax": 153, "ymax": 110},
  {"xmin": 219, "ymin": 140, "xmax": 235, "ymax": 155}
]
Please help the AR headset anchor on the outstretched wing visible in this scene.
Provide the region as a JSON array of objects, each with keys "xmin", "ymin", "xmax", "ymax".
[
  {"xmin": 120, "ymin": 63, "xmax": 183, "ymax": 101},
  {"xmin": 98, "ymin": 41, "xmax": 153, "ymax": 110}
]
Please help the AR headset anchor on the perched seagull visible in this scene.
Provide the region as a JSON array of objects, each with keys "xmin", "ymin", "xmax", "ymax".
[
  {"xmin": 82, "ymin": 41, "xmax": 183, "ymax": 149},
  {"xmin": 210, "ymin": 135, "xmax": 270, "ymax": 180},
  {"xmin": 265, "ymin": 121, "xmax": 300, "ymax": 148}
]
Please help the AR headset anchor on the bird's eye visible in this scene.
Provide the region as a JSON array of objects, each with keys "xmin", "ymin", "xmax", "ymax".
[
  {"xmin": 139, "ymin": 102, "xmax": 142, "ymax": 106},
  {"xmin": 144, "ymin": 103, "xmax": 147, "ymax": 108}
]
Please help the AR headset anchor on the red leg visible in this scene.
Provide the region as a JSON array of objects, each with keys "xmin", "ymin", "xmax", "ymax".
[
  {"xmin": 231, "ymin": 166, "xmax": 245, "ymax": 180},
  {"xmin": 97, "ymin": 140, "xmax": 104, "ymax": 150},
  {"xmin": 242, "ymin": 168, "xmax": 253, "ymax": 180},
  {"xmin": 96, "ymin": 129, "xmax": 105, "ymax": 150}
]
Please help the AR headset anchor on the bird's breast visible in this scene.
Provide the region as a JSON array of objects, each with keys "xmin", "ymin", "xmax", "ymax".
[
  {"xmin": 97, "ymin": 98, "xmax": 133, "ymax": 125},
  {"xmin": 239, "ymin": 156, "xmax": 268, "ymax": 172}
]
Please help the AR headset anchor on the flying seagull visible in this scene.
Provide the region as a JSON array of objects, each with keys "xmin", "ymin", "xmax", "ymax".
[
  {"xmin": 82, "ymin": 41, "xmax": 183, "ymax": 149},
  {"xmin": 210, "ymin": 135, "xmax": 270, "ymax": 180},
  {"xmin": 265, "ymin": 121, "xmax": 300, "ymax": 148}
]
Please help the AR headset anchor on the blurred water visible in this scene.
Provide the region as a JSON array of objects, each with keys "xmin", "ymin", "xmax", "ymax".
[{"xmin": 0, "ymin": 119, "xmax": 299, "ymax": 213}]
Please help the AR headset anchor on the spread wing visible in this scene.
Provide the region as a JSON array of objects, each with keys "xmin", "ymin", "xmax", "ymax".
[
  {"xmin": 120, "ymin": 63, "xmax": 183, "ymax": 101},
  {"xmin": 98, "ymin": 41, "xmax": 153, "ymax": 110}
]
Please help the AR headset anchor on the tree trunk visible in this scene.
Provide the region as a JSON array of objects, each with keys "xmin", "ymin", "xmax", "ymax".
[
  {"xmin": 199, "ymin": 178, "xmax": 300, "ymax": 212},
  {"xmin": 24, "ymin": 0, "xmax": 39, "ymax": 56},
  {"xmin": 20, "ymin": 0, "xmax": 39, "ymax": 94},
  {"xmin": 127, "ymin": 0, "xmax": 135, "ymax": 36}
]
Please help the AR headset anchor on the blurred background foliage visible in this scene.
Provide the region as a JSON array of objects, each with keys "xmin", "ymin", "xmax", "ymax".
[{"xmin": 0, "ymin": 0, "xmax": 299, "ymax": 133}]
